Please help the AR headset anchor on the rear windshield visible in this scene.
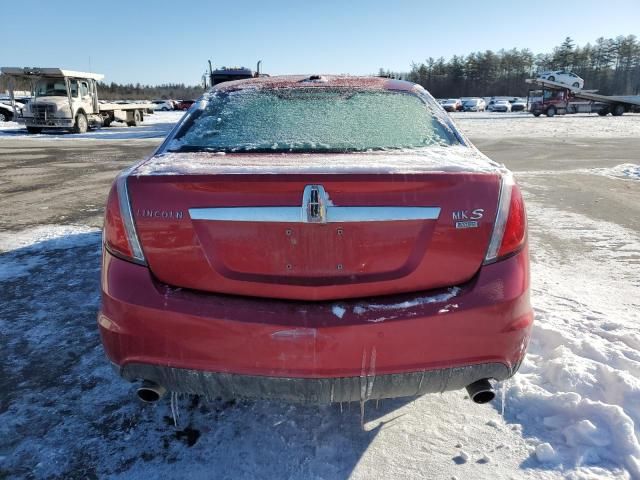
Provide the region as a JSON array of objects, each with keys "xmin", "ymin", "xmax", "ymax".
[{"xmin": 167, "ymin": 88, "xmax": 459, "ymax": 153}]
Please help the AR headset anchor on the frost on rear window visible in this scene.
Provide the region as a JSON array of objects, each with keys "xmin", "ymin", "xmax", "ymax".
[{"xmin": 168, "ymin": 88, "xmax": 458, "ymax": 153}]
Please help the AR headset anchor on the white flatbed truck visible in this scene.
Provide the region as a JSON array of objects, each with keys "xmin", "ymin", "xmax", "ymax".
[
  {"xmin": 1, "ymin": 67, "xmax": 150, "ymax": 133},
  {"xmin": 525, "ymin": 78, "xmax": 640, "ymax": 117}
]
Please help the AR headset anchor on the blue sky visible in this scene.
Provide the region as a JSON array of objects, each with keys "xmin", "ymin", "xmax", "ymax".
[{"xmin": 3, "ymin": 0, "xmax": 639, "ymax": 85}]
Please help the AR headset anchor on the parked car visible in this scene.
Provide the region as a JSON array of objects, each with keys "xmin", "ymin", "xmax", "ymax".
[
  {"xmin": 462, "ymin": 98, "xmax": 486, "ymax": 112},
  {"xmin": 490, "ymin": 99, "xmax": 512, "ymax": 112},
  {"xmin": 99, "ymin": 75, "xmax": 532, "ymax": 406},
  {"xmin": 536, "ymin": 70, "xmax": 584, "ymax": 89},
  {"xmin": 442, "ymin": 98, "xmax": 462, "ymax": 112},
  {"xmin": 177, "ymin": 100, "xmax": 195, "ymax": 111},
  {"xmin": 510, "ymin": 98, "xmax": 527, "ymax": 112},
  {"xmin": 152, "ymin": 100, "xmax": 174, "ymax": 111},
  {"xmin": 0, "ymin": 102, "xmax": 14, "ymax": 121}
]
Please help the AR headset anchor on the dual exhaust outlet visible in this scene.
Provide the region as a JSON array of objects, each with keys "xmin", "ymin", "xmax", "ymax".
[
  {"xmin": 465, "ymin": 379, "xmax": 496, "ymax": 404},
  {"xmin": 136, "ymin": 380, "xmax": 166, "ymax": 403},
  {"xmin": 135, "ymin": 378, "xmax": 496, "ymax": 405}
]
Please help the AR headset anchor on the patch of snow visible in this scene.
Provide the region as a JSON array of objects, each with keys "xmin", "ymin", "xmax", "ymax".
[
  {"xmin": 331, "ymin": 305, "xmax": 346, "ymax": 319},
  {"xmin": 535, "ymin": 443, "xmax": 558, "ymax": 463},
  {"xmin": 453, "ymin": 450, "xmax": 470, "ymax": 464},
  {"xmin": 518, "ymin": 163, "xmax": 640, "ymax": 182},
  {"xmin": 366, "ymin": 317, "xmax": 388, "ymax": 323},
  {"xmin": 0, "ymin": 111, "xmax": 183, "ymax": 141},
  {"xmin": 270, "ymin": 328, "xmax": 317, "ymax": 339},
  {"xmin": 0, "ymin": 224, "xmax": 99, "ymax": 252},
  {"xmin": 451, "ymin": 111, "xmax": 640, "ymax": 139},
  {"xmin": 591, "ymin": 163, "xmax": 640, "ymax": 181},
  {"xmin": 501, "ymin": 196, "xmax": 640, "ymax": 478},
  {"xmin": 357, "ymin": 287, "xmax": 461, "ymax": 313}
]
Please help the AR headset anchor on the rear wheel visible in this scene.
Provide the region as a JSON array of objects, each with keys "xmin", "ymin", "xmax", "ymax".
[
  {"xmin": 127, "ymin": 110, "xmax": 141, "ymax": 127},
  {"xmin": 572, "ymin": 82, "xmax": 580, "ymax": 88},
  {"xmin": 612, "ymin": 104, "xmax": 625, "ymax": 116},
  {"xmin": 546, "ymin": 106, "xmax": 556, "ymax": 117},
  {"xmin": 533, "ymin": 112, "xmax": 541, "ymax": 117},
  {"xmin": 73, "ymin": 113, "xmax": 88, "ymax": 133},
  {"xmin": 104, "ymin": 117, "xmax": 112, "ymax": 127},
  {"xmin": 597, "ymin": 108, "xmax": 609, "ymax": 116},
  {"xmin": 548, "ymin": 76, "xmax": 555, "ymax": 82},
  {"xmin": 0, "ymin": 110, "xmax": 12, "ymax": 122},
  {"xmin": 26, "ymin": 126, "xmax": 42, "ymax": 134}
]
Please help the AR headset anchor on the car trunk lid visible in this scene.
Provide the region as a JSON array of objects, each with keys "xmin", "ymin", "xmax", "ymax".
[{"xmin": 128, "ymin": 150, "xmax": 502, "ymax": 301}]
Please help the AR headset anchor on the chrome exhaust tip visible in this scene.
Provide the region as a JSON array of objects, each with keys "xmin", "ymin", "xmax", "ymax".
[
  {"xmin": 466, "ymin": 379, "xmax": 495, "ymax": 404},
  {"xmin": 136, "ymin": 381, "xmax": 166, "ymax": 403}
]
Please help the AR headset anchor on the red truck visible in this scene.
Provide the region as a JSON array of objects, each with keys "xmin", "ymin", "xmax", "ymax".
[{"xmin": 526, "ymin": 78, "xmax": 640, "ymax": 117}]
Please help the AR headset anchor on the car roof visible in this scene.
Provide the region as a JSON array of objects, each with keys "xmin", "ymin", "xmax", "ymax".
[{"xmin": 212, "ymin": 75, "xmax": 419, "ymax": 93}]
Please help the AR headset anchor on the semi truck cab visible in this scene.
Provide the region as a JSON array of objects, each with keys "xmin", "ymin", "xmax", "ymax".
[{"xmin": 1, "ymin": 67, "xmax": 149, "ymax": 134}]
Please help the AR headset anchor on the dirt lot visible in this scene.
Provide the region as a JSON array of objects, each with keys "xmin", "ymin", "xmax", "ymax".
[{"xmin": 1, "ymin": 115, "xmax": 639, "ymax": 479}]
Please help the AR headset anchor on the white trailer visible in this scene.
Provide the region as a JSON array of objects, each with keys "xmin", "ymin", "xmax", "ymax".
[
  {"xmin": 1, "ymin": 67, "xmax": 151, "ymax": 133},
  {"xmin": 525, "ymin": 78, "xmax": 640, "ymax": 117}
]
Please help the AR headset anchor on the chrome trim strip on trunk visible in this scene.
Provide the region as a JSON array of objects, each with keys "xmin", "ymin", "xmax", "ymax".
[{"xmin": 189, "ymin": 206, "xmax": 441, "ymax": 223}]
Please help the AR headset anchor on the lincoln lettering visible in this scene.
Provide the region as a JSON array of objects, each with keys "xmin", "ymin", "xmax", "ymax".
[{"xmin": 137, "ymin": 209, "xmax": 184, "ymax": 220}]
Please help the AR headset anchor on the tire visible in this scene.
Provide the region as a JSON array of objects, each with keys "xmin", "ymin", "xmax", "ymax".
[
  {"xmin": 546, "ymin": 106, "xmax": 556, "ymax": 117},
  {"xmin": 73, "ymin": 113, "xmax": 88, "ymax": 134},
  {"xmin": 161, "ymin": 107, "xmax": 168, "ymax": 111},
  {"xmin": 533, "ymin": 112, "xmax": 541, "ymax": 117},
  {"xmin": 26, "ymin": 126, "xmax": 43, "ymax": 134},
  {"xmin": 0, "ymin": 109, "xmax": 13, "ymax": 122},
  {"xmin": 103, "ymin": 118, "xmax": 112, "ymax": 127},
  {"xmin": 548, "ymin": 76, "xmax": 555, "ymax": 82},
  {"xmin": 127, "ymin": 110, "xmax": 141, "ymax": 127},
  {"xmin": 572, "ymin": 82, "xmax": 580, "ymax": 88},
  {"xmin": 612, "ymin": 104, "xmax": 625, "ymax": 116},
  {"xmin": 597, "ymin": 108, "xmax": 609, "ymax": 116}
]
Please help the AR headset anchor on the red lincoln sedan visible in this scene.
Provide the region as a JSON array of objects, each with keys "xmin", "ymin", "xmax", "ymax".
[{"xmin": 98, "ymin": 75, "xmax": 532, "ymax": 406}]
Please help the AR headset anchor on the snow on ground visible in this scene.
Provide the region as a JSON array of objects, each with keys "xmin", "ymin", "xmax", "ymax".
[
  {"xmin": 507, "ymin": 194, "xmax": 640, "ymax": 478},
  {"xmin": 591, "ymin": 163, "xmax": 640, "ymax": 181},
  {"xmin": 452, "ymin": 111, "xmax": 640, "ymax": 139},
  {"xmin": 0, "ymin": 111, "xmax": 182, "ymax": 140},
  {"xmin": 1, "ymin": 202, "xmax": 639, "ymax": 478},
  {"xmin": 0, "ymin": 225, "xmax": 536, "ymax": 479}
]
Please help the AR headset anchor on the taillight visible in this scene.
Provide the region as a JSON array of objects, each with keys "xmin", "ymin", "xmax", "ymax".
[
  {"xmin": 103, "ymin": 174, "xmax": 146, "ymax": 265},
  {"xmin": 484, "ymin": 174, "xmax": 527, "ymax": 263}
]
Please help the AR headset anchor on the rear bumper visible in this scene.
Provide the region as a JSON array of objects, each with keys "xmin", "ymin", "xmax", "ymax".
[
  {"xmin": 119, "ymin": 362, "xmax": 510, "ymax": 403},
  {"xmin": 99, "ymin": 247, "xmax": 532, "ymax": 401}
]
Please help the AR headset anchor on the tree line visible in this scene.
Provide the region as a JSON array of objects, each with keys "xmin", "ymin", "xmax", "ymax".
[
  {"xmin": 381, "ymin": 35, "xmax": 640, "ymax": 98},
  {"xmin": 96, "ymin": 82, "xmax": 204, "ymax": 100}
]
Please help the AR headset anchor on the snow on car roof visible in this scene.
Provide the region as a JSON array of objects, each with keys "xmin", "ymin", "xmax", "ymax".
[{"xmin": 212, "ymin": 75, "xmax": 419, "ymax": 93}]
